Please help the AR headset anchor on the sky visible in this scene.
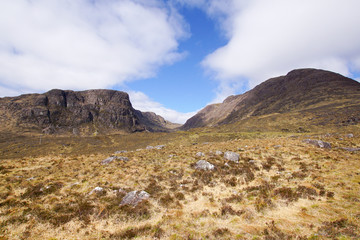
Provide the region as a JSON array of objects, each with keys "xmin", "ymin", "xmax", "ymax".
[{"xmin": 1, "ymin": 0, "xmax": 360, "ymax": 123}]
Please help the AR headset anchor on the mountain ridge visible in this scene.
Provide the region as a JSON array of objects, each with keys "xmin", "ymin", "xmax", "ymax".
[{"xmin": 182, "ymin": 68, "xmax": 360, "ymax": 130}]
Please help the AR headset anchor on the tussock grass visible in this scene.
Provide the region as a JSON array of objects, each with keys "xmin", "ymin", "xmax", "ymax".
[{"xmin": 0, "ymin": 129, "xmax": 360, "ymax": 239}]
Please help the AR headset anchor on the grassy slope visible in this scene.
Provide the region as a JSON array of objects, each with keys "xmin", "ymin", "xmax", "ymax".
[{"xmin": 0, "ymin": 126, "xmax": 360, "ymax": 239}]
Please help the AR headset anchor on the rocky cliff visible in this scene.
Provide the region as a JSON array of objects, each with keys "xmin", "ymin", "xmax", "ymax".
[{"xmin": 0, "ymin": 89, "xmax": 175, "ymax": 134}]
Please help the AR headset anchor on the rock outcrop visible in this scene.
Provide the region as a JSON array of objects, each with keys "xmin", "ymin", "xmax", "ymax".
[{"xmin": 0, "ymin": 89, "xmax": 176, "ymax": 134}]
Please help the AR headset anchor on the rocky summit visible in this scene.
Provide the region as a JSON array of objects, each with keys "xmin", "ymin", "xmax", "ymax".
[{"xmin": 0, "ymin": 89, "xmax": 179, "ymax": 134}]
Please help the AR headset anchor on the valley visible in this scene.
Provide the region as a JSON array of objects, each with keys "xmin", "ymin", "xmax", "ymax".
[{"xmin": 0, "ymin": 68, "xmax": 360, "ymax": 239}]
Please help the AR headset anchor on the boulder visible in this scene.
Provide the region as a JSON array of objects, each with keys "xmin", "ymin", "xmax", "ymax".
[
  {"xmin": 224, "ymin": 151, "xmax": 240, "ymax": 163},
  {"xmin": 101, "ymin": 156, "xmax": 117, "ymax": 165},
  {"xmin": 215, "ymin": 150, "xmax": 223, "ymax": 155},
  {"xmin": 120, "ymin": 190, "xmax": 150, "ymax": 206},
  {"xmin": 118, "ymin": 156, "xmax": 129, "ymax": 162},
  {"xmin": 196, "ymin": 152, "xmax": 205, "ymax": 157},
  {"xmin": 195, "ymin": 160, "xmax": 214, "ymax": 171},
  {"xmin": 115, "ymin": 150, "xmax": 127, "ymax": 154},
  {"xmin": 89, "ymin": 186, "xmax": 105, "ymax": 196},
  {"xmin": 101, "ymin": 156, "xmax": 129, "ymax": 165},
  {"xmin": 341, "ymin": 147, "xmax": 360, "ymax": 152},
  {"xmin": 303, "ymin": 139, "xmax": 331, "ymax": 149}
]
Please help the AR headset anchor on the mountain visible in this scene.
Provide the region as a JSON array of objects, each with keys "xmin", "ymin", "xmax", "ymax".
[
  {"xmin": 182, "ymin": 68, "xmax": 360, "ymax": 130},
  {"xmin": 0, "ymin": 89, "xmax": 177, "ymax": 134},
  {"xmin": 135, "ymin": 110, "xmax": 180, "ymax": 132}
]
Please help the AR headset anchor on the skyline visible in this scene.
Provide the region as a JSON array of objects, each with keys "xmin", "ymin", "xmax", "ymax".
[{"xmin": 1, "ymin": 0, "xmax": 360, "ymax": 123}]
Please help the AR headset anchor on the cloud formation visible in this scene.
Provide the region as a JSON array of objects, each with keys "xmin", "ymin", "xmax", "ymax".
[
  {"xmin": 0, "ymin": 0, "xmax": 187, "ymax": 96},
  {"xmin": 200, "ymin": 0, "xmax": 360, "ymax": 102},
  {"xmin": 129, "ymin": 91, "xmax": 197, "ymax": 124}
]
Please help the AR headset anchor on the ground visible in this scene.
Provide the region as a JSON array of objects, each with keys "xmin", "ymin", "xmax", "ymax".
[{"xmin": 0, "ymin": 127, "xmax": 360, "ymax": 239}]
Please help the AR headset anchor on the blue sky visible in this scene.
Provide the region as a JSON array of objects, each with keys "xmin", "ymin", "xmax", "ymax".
[
  {"xmin": 1, "ymin": 0, "xmax": 360, "ymax": 123},
  {"xmin": 125, "ymin": 6, "xmax": 226, "ymax": 113}
]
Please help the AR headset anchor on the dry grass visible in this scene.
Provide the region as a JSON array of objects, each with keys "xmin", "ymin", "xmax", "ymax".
[{"xmin": 0, "ymin": 128, "xmax": 360, "ymax": 239}]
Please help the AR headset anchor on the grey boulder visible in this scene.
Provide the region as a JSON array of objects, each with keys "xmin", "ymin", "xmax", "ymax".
[
  {"xmin": 224, "ymin": 151, "xmax": 240, "ymax": 163},
  {"xmin": 120, "ymin": 190, "xmax": 150, "ymax": 206},
  {"xmin": 195, "ymin": 160, "xmax": 214, "ymax": 171}
]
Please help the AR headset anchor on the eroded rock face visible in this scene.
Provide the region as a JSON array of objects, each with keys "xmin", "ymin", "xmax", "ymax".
[
  {"xmin": 120, "ymin": 190, "xmax": 150, "ymax": 206},
  {"xmin": 0, "ymin": 89, "xmax": 174, "ymax": 133}
]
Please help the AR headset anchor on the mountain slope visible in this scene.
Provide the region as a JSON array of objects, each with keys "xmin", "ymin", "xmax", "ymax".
[
  {"xmin": 182, "ymin": 68, "xmax": 360, "ymax": 130},
  {"xmin": 0, "ymin": 89, "xmax": 176, "ymax": 134}
]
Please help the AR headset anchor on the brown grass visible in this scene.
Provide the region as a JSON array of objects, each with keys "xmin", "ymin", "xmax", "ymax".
[{"xmin": 0, "ymin": 128, "xmax": 360, "ymax": 239}]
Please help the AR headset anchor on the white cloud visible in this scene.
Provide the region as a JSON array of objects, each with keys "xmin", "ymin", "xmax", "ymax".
[
  {"xmin": 129, "ymin": 91, "xmax": 197, "ymax": 124},
  {"xmin": 199, "ymin": 0, "xmax": 360, "ymax": 102},
  {"xmin": 0, "ymin": 0, "xmax": 188, "ymax": 97}
]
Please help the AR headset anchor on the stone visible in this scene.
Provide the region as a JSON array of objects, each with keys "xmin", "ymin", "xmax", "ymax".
[
  {"xmin": 196, "ymin": 152, "xmax": 205, "ymax": 157},
  {"xmin": 115, "ymin": 150, "xmax": 127, "ymax": 154},
  {"xmin": 195, "ymin": 160, "xmax": 215, "ymax": 171},
  {"xmin": 303, "ymin": 139, "xmax": 331, "ymax": 149},
  {"xmin": 101, "ymin": 156, "xmax": 129, "ymax": 165},
  {"xmin": 215, "ymin": 151, "xmax": 223, "ymax": 155},
  {"xmin": 89, "ymin": 186, "xmax": 105, "ymax": 196},
  {"xmin": 224, "ymin": 151, "xmax": 240, "ymax": 163},
  {"xmin": 341, "ymin": 147, "xmax": 360, "ymax": 152},
  {"xmin": 101, "ymin": 156, "xmax": 117, "ymax": 165},
  {"xmin": 146, "ymin": 146, "xmax": 154, "ymax": 150},
  {"xmin": 155, "ymin": 145, "xmax": 165, "ymax": 149},
  {"xmin": 120, "ymin": 190, "xmax": 150, "ymax": 206},
  {"xmin": 118, "ymin": 156, "xmax": 129, "ymax": 161},
  {"xmin": 346, "ymin": 134, "xmax": 354, "ymax": 138}
]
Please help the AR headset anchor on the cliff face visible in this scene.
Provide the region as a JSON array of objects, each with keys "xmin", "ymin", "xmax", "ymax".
[
  {"xmin": 0, "ymin": 89, "xmax": 174, "ymax": 134},
  {"xmin": 182, "ymin": 69, "xmax": 360, "ymax": 130}
]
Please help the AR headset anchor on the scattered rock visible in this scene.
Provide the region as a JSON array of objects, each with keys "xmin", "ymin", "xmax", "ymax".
[
  {"xmin": 194, "ymin": 160, "xmax": 214, "ymax": 171},
  {"xmin": 26, "ymin": 177, "xmax": 36, "ymax": 181},
  {"xmin": 115, "ymin": 150, "xmax": 127, "ymax": 154},
  {"xmin": 169, "ymin": 154, "xmax": 176, "ymax": 158},
  {"xmin": 101, "ymin": 156, "xmax": 129, "ymax": 165},
  {"xmin": 118, "ymin": 156, "xmax": 129, "ymax": 162},
  {"xmin": 224, "ymin": 151, "xmax": 240, "ymax": 163},
  {"xmin": 341, "ymin": 147, "xmax": 360, "ymax": 152},
  {"xmin": 196, "ymin": 152, "xmax": 205, "ymax": 157},
  {"xmin": 101, "ymin": 156, "xmax": 117, "ymax": 165},
  {"xmin": 215, "ymin": 150, "xmax": 223, "ymax": 155},
  {"xmin": 303, "ymin": 139, "xmax": 331, "ymax": 149},
  {"xmin": 146, "ymin": 146, "xmax": 154, "ymax": 150},
  {"xmin": 120, "ymin": 190, "xmax": 150, "ymax": 206},
  {"xmin": 155, "ymin": 145, "xmax": 165, "ymax": 149},
  {"xmin": 273, "ymin": 145, "xmax": 282, "ymax": 149},
  {"xmin": 346, "ymin": 134, "xmax": 354, "ymax": 138},
  {"xmin": 89, "ymin": 187, "xmax": 105, "ymax": 196}
]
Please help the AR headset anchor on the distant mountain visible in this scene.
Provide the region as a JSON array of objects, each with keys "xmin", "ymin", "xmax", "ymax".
[
  {"xmin": 182, "ymin": 68, "xmax": 360, "ymax": 130},
  {"xmin": 0, "ymin": 89, "xmax": 178, "ymax": 134}
]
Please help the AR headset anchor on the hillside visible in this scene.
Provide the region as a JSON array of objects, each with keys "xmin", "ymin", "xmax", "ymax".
[
  {"xmin": 0, "ymin": 89, "xmax": 178, "ymax": 134},
  {"xmin": 182, "ymin": 69, "xmax": 360, "ymax": 130}
]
